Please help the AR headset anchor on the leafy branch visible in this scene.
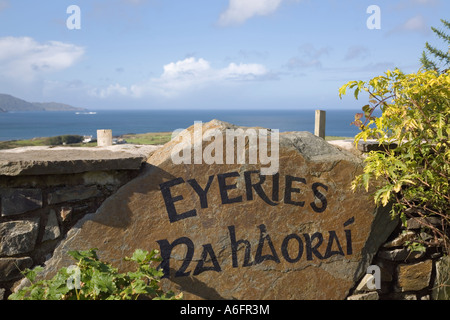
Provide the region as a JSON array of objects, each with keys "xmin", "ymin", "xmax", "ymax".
[
  {"xmin": 340, "ymin": 68, "xmax": 450, "ymax": 254},
  {"xmin": 9, "ymin": 248, "xmax": 183, "ymax": 300}
]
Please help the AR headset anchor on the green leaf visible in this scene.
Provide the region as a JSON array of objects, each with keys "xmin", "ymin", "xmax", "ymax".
[
  {"xmin": 68, "ymin": 248, "xmax": 99, "ymax": 262},
  {"xmin": 22, "ymin": 266, "xmax": 44, "ymax": 283},
  {"xmin": 354, "ymin": 87, "xmax": 360, "ymax": 100},
  {"xmin": 128, "ymin": 249, "xmax": 149, "ymax": 263},
  {"xmin": 91, "ymin": 271, "xmax": 116, "ymax": 295}
]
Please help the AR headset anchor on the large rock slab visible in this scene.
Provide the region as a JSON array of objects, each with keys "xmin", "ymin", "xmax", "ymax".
[
  {"xmin": 433, "ymin": 255, "xmax": 450, "ymax": 300},
  {"xmin": 397, "ymin": 260, "xmax": 433, "ymax": 292},
  {"xmin": 0, "ymin": 257, "xmax": 33, "ymax": 281},
  {"xmin": 40, "ymin": 120, "xmax": 396, "ymax": 300},
  {"xmin": 0, "ymin": 188, "xmax": 42, "ymax": 216},
  {"xmin": 0, "ymin": 145, "xmax": 160, "ymax": 176},
  {"xmin": 0, "ymin": 218, "xmax": 40, "ymax": 256},
  {"xmin": 47, "ymin": 185, "xmax": 102, "ymax": 205}
]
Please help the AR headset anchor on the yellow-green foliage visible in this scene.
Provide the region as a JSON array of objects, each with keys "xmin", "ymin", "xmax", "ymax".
[{"xmin": 340, "ymin": 68, "xmax": 450, "ymax": 251}]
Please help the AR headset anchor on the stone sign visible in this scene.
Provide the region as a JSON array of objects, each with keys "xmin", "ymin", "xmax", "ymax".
[{"xmin": 41, "ymin": 120, "xmax": 397, "ymax": 300}]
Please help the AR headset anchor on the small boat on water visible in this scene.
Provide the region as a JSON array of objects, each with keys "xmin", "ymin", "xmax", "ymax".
[{"xmin": 75, "ymin": 111, "xmax": 97, "ymax": 115}]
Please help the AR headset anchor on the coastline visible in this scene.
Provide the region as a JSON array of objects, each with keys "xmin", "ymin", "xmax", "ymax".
[
  {"xmin": 0, "ymin": 131, "xmax": 351, "ymax": 150},
  {"xmin": 0, "ymin": 109, "xmax": 362, "ymax": 142}
]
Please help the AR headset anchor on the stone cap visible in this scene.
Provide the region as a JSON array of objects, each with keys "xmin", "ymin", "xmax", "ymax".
[{"xmin": 0, "ymin": 145, "xmax": 162, "ymax": 176}]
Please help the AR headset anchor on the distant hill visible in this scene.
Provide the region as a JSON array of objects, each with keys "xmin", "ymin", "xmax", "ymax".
[
  {"xmin": 0, "ymin": 94, "xmax": 87, "ymax": 112},
  {"xmin": 32, "ymin": 102, "xmax": 86, "ymax": 112}
]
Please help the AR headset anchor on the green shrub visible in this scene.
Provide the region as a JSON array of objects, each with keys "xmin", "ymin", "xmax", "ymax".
[
  {"xmin": 340, "ymin": 68, "xmax": 450, "ymax": 253},
  {"xmin": 61, "ymin": 134, "xmax": 83, "ymax": 144},
  {"xmin": 46, "ymin": 135, "xmax": 83, "ymax": 146},
  {"xmin": 47, "ymin": 136, "xmax": 63, "ymax": 146},
  {"xmin": 9, "ymin": 248, "xmax": 183, "ymax": 300}
]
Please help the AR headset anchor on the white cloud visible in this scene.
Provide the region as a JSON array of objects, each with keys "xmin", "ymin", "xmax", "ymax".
[
  {"xmin": 394, "ymin": 15, "xmax": 429, "ymax": 34},
  {"xmin": 90, "ymin": 57, "xmax": 270, "ymax": 99},
  {"xmin": 161, "ymin": 57, "xmax": 212, "ymax": 80},
  {"xmin": 221, "ymin": 62, "xmax": 267, "ymax": 80},
  {"xmin": 0, "ymin": 37, "xmax": 84, "ymax": 83},
  {"xmin": 218, "ymin": 0, "xmax": 283, "ymax": 26}
]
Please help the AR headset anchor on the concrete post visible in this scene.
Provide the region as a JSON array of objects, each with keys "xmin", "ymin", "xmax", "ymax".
[
  {"xmin": 314, "ymin": 110, "xmax": 326, "ymax": 139},
  {"xmin": 97, "ymin": 129, "xmax": 112, "ymax": 147}
]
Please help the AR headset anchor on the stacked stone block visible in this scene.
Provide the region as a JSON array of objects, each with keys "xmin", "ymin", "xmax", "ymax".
[{"xmin": 0, "ymin": 145, "xmax": 158, "ymax": 299}]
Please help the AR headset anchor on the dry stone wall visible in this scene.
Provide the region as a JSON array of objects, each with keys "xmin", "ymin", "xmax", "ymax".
[
  {"xmin": 0, "ymin": 145, "xmax": 159, "ymax": 299},
  {"xmin": 346, "ymin": 217, "xmax": 449, "ymax": 300}
]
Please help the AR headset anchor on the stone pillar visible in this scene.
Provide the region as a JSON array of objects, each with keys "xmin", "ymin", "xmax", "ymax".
[
  {"xmin": 314, "ymin": 110, "xmax": 326, "ymax": 139},
  {"xmin": 97, "ymin": 129, "xmax": 112, "ymax": 147}
]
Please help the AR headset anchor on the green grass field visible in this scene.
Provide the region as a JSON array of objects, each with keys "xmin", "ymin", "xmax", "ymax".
[
  {"xmin": 120, "ymin": 132, "xmax": 173, "ymax": 145},
  {"xmin": 0, "ymin": 137, "xmax": 51, "ymax": 150},
  {"xmin": 0, "ymin": 132, "xmax": 173, "ymax": 150}
]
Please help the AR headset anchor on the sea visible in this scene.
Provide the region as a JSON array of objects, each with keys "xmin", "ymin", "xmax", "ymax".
[{"xmin": 0, "ymin": 109, "xmax": 364, "ymax": 141}]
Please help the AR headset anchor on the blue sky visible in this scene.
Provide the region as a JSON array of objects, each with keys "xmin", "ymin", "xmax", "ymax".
[{"xmin": 0, "ymin": 0, "xmax": 447, "ymax": 110}]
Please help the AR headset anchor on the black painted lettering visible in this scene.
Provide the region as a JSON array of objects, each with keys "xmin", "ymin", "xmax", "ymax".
[
  {"xmin": 284, "ymin": 175, "xmax": 306, "ymax": 206},
  {"xmin": 160, "ymin": 178, "xmax": 197, "ymax": 223},
  {"xmin": 193, "ymin": 244, "xmax": 222, "ymax": 275},
  {"xmin": 344, "ymin": 217, "xmax": 354, "ymax": 255},
  {"xmin": 345, "ymin": 230, "xmax": 353, "ymax": 255},
  {"xmin": 255, "ymin": 224, "xmax": 280, "ymax": 264},
  {"xmin": 187, "ymin": 175, "xmax": 214, "ymax": 208},
  {"xmin": 324, "ymin": 231, "xmax": 344, "ymax": 258},
  {"xmin": 156, "ymin": 237, "xmax": 195, "ymax": 278},
  {"xmin": 281, "ymin": 233, "xmax": 304, "ymax": 263},
  {"xmin": 217, "ymin": 171, "xmax": 242, "ymax": 204},
  {"xmin": 244, "ymin": 170, "xmax": 277, "ymax": 206},
  {"xmin": 228, "ymin": 225, "xmax": 253, "ymax": 268},
  {"xmin": 310, "ymin": 182, "xmax": 328, "ymax": 213},
  {"xmin": 272, "ymin": 173, "xmax": 279, "ymax": 202},
  {"xmin": 303, "ymin": 232, "xmax": 324, "ymax": 260},
  {"xmin": 343, "ymin": 216, "xmax": 355, "ymax": 227},
  {"xmin": 344, "ymin": 217, "xmax": 355, "ymax": 227}
]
